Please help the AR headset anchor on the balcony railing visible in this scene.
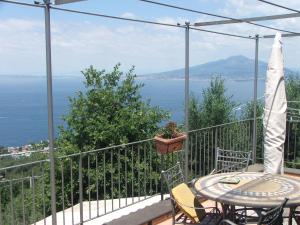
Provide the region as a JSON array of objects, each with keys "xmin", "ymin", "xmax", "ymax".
[{"xmin": 0, "ymin": 118, "xmax": 299, "ymax": 224}]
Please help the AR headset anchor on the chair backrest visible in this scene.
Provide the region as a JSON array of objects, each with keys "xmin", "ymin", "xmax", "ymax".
[
  {"xmin": 172, "ymin": 183, "xmax": 206, "ymax": 223},
  {"xmin": 162, "ymin": 163, "xmax": 206, "ymax": 223},
  {"xmin": 258, "ymin": 198, "xmax": 288, "ymax": 225},
  {"xmin": 215, "ymin": 147, "xmax": 252, "ymax": 173},
  {"xmin": 161, "ymin": 162, "xmax": 185, "ymax": 194}
]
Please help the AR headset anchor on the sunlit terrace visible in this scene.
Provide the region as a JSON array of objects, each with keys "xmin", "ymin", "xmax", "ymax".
[{"xmin": 1, "ymin": 0, "xmax": 300, "ymax": 225}]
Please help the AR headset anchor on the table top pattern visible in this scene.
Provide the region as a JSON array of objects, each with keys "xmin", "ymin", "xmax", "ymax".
[{"xmin": 194, "ymin": 172, "xmax": 300, "ymax": 207}]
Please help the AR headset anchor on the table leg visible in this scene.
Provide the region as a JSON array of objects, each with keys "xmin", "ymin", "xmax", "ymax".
[
  {"xmin": 289, "ymin": 207, "xmax": 296, "ymax": 225},
  {"xmin": 230, "ymin": 205, "xmax": 236, "ymax": 222},
  {"xmin": 221, "ymin": 204, "xmax": 229, "ymax": 219}
]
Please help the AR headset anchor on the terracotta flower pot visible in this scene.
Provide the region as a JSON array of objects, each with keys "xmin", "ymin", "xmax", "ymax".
[{"xmin": 154, "ymin": 133, "xmax": 187, "ymax": 154}]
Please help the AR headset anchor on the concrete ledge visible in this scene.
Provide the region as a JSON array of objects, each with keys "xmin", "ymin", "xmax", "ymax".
[
  {"xmin": 247, "ymin": 164, "xmax": 300, "ymax": 176},
  {"xmin": 103, "ymin": 199, "xmax": 172, "ymax": 225},
  {"xmin": 284, "ymin": 167, "xmax": 300, "ymax": 176}
]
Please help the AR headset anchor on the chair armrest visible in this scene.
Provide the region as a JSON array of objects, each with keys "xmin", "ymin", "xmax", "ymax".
[
  {"xmin": 220, "ymin": 219, "xmax": 237, "ymax": 225},
  {"xmin": 210, "ymin": 169, "xmax": 216, "ymax": 175},
  {"xmin": 187, "ymin": 178, "xmax": 196, "ymax": 187}
]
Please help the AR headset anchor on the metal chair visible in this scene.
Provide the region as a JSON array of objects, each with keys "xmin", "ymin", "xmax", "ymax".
[
  {"xmin": 210, "ymin": 147, "xmax": 252, "ymax": 222},
  {"xmin": 219, "ymin": 198, "xmax": 289, "ymax": 225},
  {"xmin": 211, "ymin": 147, "xmax": 252, "ymax": 174},
  {"xmin": 162, "ymin": 162, "xmax": 221, "ymax": 225}
]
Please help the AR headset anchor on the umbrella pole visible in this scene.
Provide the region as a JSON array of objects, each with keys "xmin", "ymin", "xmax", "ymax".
[{"xmin": 252, "ymin": 34, "xmax": 259, "ymax": 163}]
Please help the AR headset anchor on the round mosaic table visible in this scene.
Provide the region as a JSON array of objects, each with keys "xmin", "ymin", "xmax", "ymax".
[{"xmin": 194, "ymin": 172, "xmax": 300, "ymax": 208}]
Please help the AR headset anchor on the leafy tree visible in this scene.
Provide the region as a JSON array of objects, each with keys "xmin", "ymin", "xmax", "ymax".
[
  {"xmin": 286, "ymin": 75, "xmax": 300, "ymax": 103},
  {"xmin": 241, "ymin": 100, "xmax": 264, "ymax": 120},
  {"xmin": 0, "ymin": 64, "xmax": 171, "ymax": 225},
  {"xmin": 53, "ymin": 64, "xmax": 169, "ymax": 219},
  {"xmin": 188, "ymin": 76, "xmax": 236, "ymax": 176},
  {"xmin": 285, "ymin": 75, "xmax": 300, "ymax": 165},
  {"xmin": 189, "ymin": 76, "xmax": 236, "ymax": 130},
  {"xmin": 59, "ymin": 63, "xmax": 168, "ymax": 152}
]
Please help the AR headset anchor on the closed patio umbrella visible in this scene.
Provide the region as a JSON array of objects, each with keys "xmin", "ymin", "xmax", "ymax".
[{"xmin": 264, "ymin": 32, "xmax": 287, "ymax": 174}]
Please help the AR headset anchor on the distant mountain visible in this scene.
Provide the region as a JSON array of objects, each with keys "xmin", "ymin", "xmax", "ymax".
[{"xmin": 143, "ymin": 55, "xmax": 297, "ymax": 80}]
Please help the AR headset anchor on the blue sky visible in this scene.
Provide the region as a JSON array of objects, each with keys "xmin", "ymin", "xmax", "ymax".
[{"xmin": 0, "ymin": 0, "xmax": 300, "ymax": 76}]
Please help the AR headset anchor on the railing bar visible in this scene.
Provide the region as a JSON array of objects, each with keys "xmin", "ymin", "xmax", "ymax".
[
  {"xmin": 79, "ymin": 154, "xmax": 83, "ymax": 224},
  {"xmin": 118, "ymin": 148, "xmax": 121, "ymax": 208},
  {"xmin": 204, "ymin": 132, "xmax": 206, "ymax": 175},
  {"xmin": 155, "ymin": 145, "xmax": 158, "ymax": 194},
  {"xmin": 294, "ymin": 125, "xmax": 297, "ymax": 160},
  {"xmin": 250, "ymin": 121, "xmax": 253, "ymax": 153},
  {"xmin": 195, "ymin": 132, "xmax": 198, "ymax": 176},
  {"xmin": 188, "ymin": 118, "xmax": 255, "ymax": 133},
  {"xmin": 104, "ymin": 151, "xmax": 107, "ymax": 214},
  {"xmin": 57, "ymin": 138, "xmax": 154, "ymax": 159},
  {"xmin": 241, "ymin": 122, "xmax": 244, "ymax": 151},
  {"xmin": 96, "ymin": 154, "xmax": 99, "ymax": 217},
  {"xmin": 131, "ymin": 145, "xmax": 134, "ymax": 204},
  {"xmin": 125, "ymin": 147, "xmax": 128, "ymax": 206},
  {"xmin": 212, "ymin": 129, "xmax": 214, "ymax": 172},
  {"xmin": 0, "ymin": 188, "xmax": 2, "ymax": 225},
  {"xmin": 149, "ymin": 141, "xmax": 153, "ymax": 196},
  {"xmin": 21, "ymin": 170, "xmax": 25, "ymax": 225},
  {"xmin": 70, "ymin": 159, "xmax": 74, "ymax": 225},
  {"xmin": 190, "ymin": 133, "xmax": 193, "ymax": 178},
  {"xmin": 0, "ymin": 160, "xmax": 49, "ymax": 173},
  {"xmin": 111, "ymin": 150, "xmax": 114, "ymax": 211},
  {"xmin": 287, "ymin": 121, "xmax": 290, "ymax": 159},
  {"xmin": 223, "ymin": 126, "xmax": 225, "ymax": 149},
  {"xmin": 211, "ymin": 129, "xmax": 213, "ymax": 172},
  {"xmin": 230, "ymin": 125, "xmax": 232, "ymax": 150},
  {"xmin": 61, "ymin": 161, "xmax": 65, "ymax": 225},
  {"xmin": 32, "ymin": 169, "xmax": 36, "ymax": 225},
  {"xmin": 199, "ymin": 132, "xmax": 202, "ymax": 176},
  {"xmin": 41, "ymin": 163, "xmax": 46, "ymax": 225},
  {"xmin": 88, "ymin": 154, "xmax": 91, "ymax": 219},
  {"xmin": 9, "ymin": 180, "xmax": 14, "ymax": 225},
  {"xmin": 144, "ymin": 143, "xmax": 147, "ymax": 199},
  {"xmin": 192, "ymin": 134, "xmax": 196, "ymax": 177},
  {"xmin": 138, "ymin": 145, "xmax": 141, "ymax": 201},
  {"xmin": 208, "ymin": 131, "xmax": 210, "ymax": 174}
]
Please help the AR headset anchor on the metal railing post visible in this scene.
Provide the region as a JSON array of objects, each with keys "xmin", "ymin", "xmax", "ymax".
[
  {"xmin": 79, "ymin": 153, "xmax": 83, "ymax": 224},
  {"xmin": 160, "ymin": 154, "xmax": 164, "ymax": 201},
  {"xmin": 214, "ymin": 128, "xmax": 218, "ymax": 170},
  {"xmin": 252, "ymin": 34, "xmax": 259, "ymax": 163},
  {"xmin": 44, "ymin": 2, "xmax": 57, "ymax": 224},
  {"xmin": 184, "ymin": 21, "xmax": 190, "ymax": 181}
]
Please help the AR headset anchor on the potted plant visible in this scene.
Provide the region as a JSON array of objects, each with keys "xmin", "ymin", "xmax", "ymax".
[{"xmin": 154, "ymin": 121, "xmax": 186, "ymax": 154}]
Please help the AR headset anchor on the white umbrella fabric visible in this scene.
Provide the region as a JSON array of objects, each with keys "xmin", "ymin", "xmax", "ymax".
[{"xmin": 263, "ymin": 32, "xmax": 287, "ymax": 174}]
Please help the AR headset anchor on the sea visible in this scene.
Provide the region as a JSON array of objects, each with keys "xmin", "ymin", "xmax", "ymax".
[{"xmin": 0, "ymin": 76, "xmax": 265, "ymax": 147}]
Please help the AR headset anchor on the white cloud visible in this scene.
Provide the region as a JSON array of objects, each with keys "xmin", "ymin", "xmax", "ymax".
[
  {"xmin": 1, "ymin": 1, "xmax": 300, "ymax": 76},
  {"xmin": 121, "ymin": 12, "xmax": 136, "ymax": 19}
]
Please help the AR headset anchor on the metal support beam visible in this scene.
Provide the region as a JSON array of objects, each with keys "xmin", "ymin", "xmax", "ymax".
[
  {"xmin": 252, "ymin": 34, "xmax": 259, "ymax": 163},
  {"xmin": 263, "ymin": 33, "xmax": 300, "ymax": 39},
  {"xmin": 184, "ymin": 22, "xmax": 190, "ymax": 181},
  {"xmin": 194, "ymin": 12, "xmax": 300, "ymax": 27},
  {"xmin": 44, "ymin": 2, "xmax": 57, "ymax": 225}
]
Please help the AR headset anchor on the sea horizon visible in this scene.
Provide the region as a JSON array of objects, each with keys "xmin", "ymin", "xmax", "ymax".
[{"xmin": 0, "ymin": 75, "xmax": 265, "ymax": 147}]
